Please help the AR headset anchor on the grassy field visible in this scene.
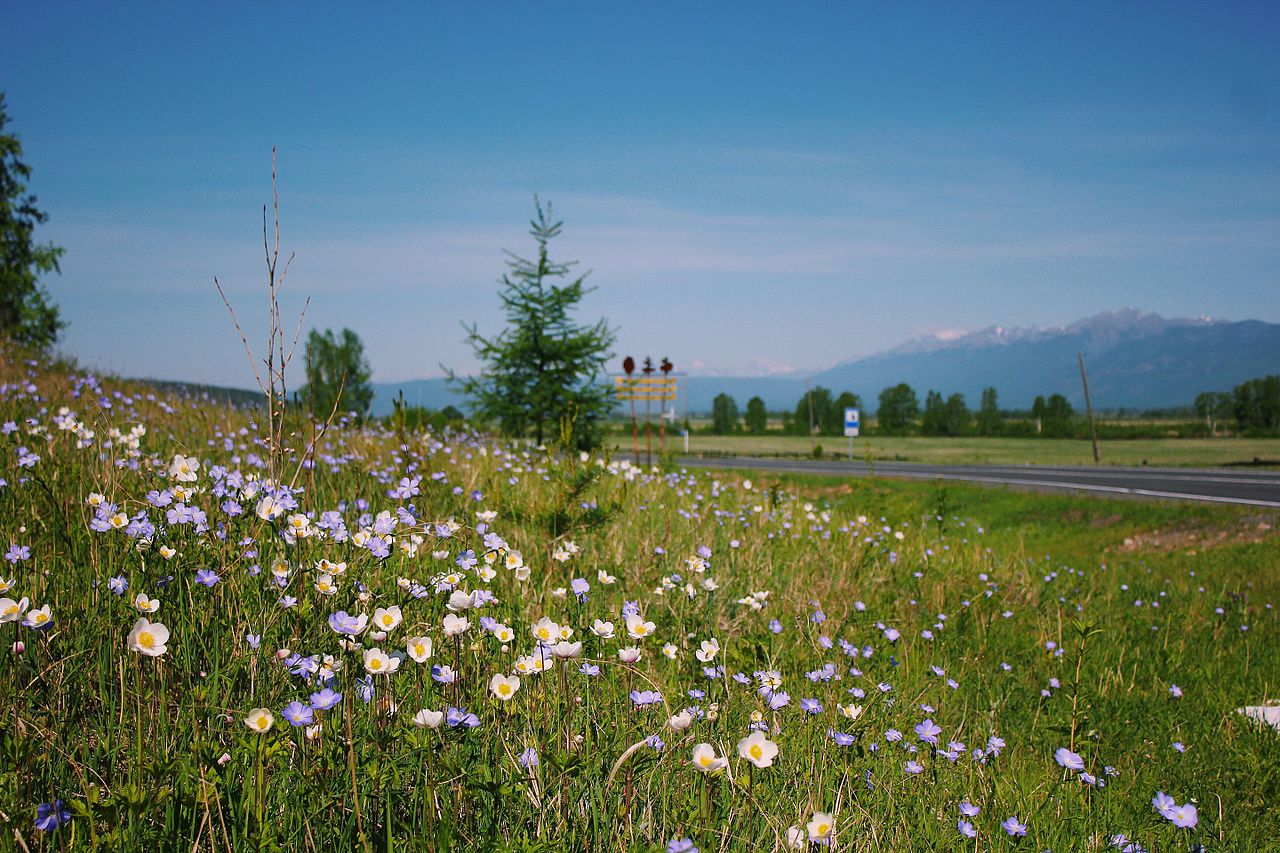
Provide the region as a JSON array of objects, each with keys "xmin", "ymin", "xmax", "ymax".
[
  {"xmin": 2, "ymin": 357, "xmax": 1279, "ymax": 850},
  {"xmin": 671, "ymin": 434, "xmax": 1280, "ymax": 468}
]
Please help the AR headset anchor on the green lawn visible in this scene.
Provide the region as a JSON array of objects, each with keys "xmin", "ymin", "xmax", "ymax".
[{"xmin": 667, "ymin": 433, "xmax": 1280, "ymax": 467}]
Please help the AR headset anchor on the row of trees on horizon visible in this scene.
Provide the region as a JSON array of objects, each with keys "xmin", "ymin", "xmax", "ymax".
[
  {"xmin": 708, "ymin": 385, "xmax": 1076, "ymax": 438},
  {"xmin": 705, "ymin": 377, "xmax": 1280, "ymax": 439}
]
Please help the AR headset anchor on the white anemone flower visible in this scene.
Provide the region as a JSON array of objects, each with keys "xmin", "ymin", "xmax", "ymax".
[
  {"xmin": 169, "ymin": 454, "xmax": 200, "ymax": 482},
  {"xmin": 0, "ymin": 597, "xmax": 28, "ymax": 623},
  {"xmin": 255, "ymin": 496, "xmax": 284, "ymax": 521},
  {"xmin": 625, "ymin": 615, "xmax": 656, "ymax": 639},
  {"xmin": 838, "ymin": 704, "xmax": 865, "ymax": 721},
  {"xmin": 372, "ymin": 606, "xmax": 403, "ymax": 632},
  {"xmin": 737, "ymin": 731, "xmax": 779, "ymax": 768},
  {"xmin": 695, "ymin": 638, "xmax": 720, "ymax": 663},
  {"xmin": 362, "ymin": 647, "xmax": 400, "ymax": 675},
  {"xmin": 128, "ymin": 617, "xmax": 170, "ymax": 657},
  {"xmin": 406, "ymin": 636, "xmax": 433, "ymax": 663},
  {"xmin": 489, "ymin": 673, "xmax": 521, "ymax": 701},
  {"xmin": 442, "ymin": 614, "xmax": 470, "ymax": 637},
  {"xmin": 806, "ymin": 812, "xmax": 835, "ymax": 843},
  {"xmin": 550, "ymin": 641, "xmax": 582, "ymax": 659},
  {"xmin": 412, "ymin": 709, "xmax": 444, "ymax": 729},
  {"xmin": 447, "ymin": 590, "xmax": 476, "ymax": 611},
  {"xmin": 668, "ymin": 710, "xmax": 694, "ymax": 731},
  {"xmin": 244, "ymin": 708, "xmax": 274, "ymax": 733},
  {"xmin": 691, "ymin": 743, "xmax": 728, "ymax": 773},
  {"xmin": 531, "ymin": 617, "xmax": 560, "ymax": 644}
]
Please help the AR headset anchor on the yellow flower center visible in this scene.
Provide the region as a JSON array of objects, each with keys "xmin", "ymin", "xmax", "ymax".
[
  {"xmin": 369, "ymin": 659, "xmax": 382, "ymax": 670},
  {"xmin": 499, "ymin": 684, "xmax": 511, "ymax": 696},
  {"xmin": 138, "ymin": 631, "xmax": 155, "ymax": 648},
  {"xmin": 817, "ymin": 823, "xmax": 830, "ymax": 835},
  {"xmin": 749, "ymin": 745, "xmax": 762, "ymax": 759},
  {"xmin": 256, "ymin": 717, "xmax": 268, "ymax": 730}
]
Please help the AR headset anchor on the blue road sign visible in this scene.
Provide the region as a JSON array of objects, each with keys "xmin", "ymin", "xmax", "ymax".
[{"xmin": 844, "ymin": 408, "xmax": 860, "ymax": 437}]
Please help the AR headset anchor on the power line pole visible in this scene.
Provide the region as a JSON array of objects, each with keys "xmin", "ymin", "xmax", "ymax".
[
  {"xmin": 806, "ymin": 384, "xmax": 816, "ymax": 453},
  {"xmin": 1078, "ymin": 352, "xmax": 1101, "ymax": 464}
]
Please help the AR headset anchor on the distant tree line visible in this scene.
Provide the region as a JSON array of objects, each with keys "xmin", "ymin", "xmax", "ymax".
[
  {"xmin": 704, "ymin": 384, "xmax": 1071, "ymax": 438},
  {"xmin": 705, "ymin": 375, "xmax": 1280, "ymax": 439},
  {"xmin": 1196, "ymin": 375, "xmax": 1280, "ymax": 435},
  {"xmin": 710, "ymin": 387, "xmax": 861, "ymax": 436}
]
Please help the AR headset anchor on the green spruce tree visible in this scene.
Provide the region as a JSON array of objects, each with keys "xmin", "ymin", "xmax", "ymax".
[{"xmin": 450, "ymin": 199, "xmax": 617, "ymax": 449}]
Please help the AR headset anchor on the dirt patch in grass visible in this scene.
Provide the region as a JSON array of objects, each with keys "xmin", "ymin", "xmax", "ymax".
[
  {"xmin": 1111, "ymin": 516, "xmax": 1277, "ymax": 554},
  {"xmin": 801, "ymin": 483, "xmax": 856, "ymax": 498}
]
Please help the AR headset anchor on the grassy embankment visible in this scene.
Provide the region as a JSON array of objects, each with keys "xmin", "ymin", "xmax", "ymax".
[{"xmin": 1, "ymin": 358, "xmax": 1278, "ymax": 850}]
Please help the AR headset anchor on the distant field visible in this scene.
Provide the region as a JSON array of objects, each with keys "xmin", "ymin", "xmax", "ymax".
[{"xmin": 665, "ymin": 434, "xmax": 1280, "ymax": 467}]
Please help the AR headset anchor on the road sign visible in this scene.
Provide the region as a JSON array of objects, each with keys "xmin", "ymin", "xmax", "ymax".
[
  {"xmin": 844, "ymin": 408, "xmax": 860, "ymax": 437},
  {"xmin": 613, "ymin": 375, "xmax": 678, "ymax": 401}
]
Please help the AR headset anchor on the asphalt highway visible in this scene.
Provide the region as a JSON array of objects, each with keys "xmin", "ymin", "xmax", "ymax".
[{"xmin": 675, "ymin": 456, "xmax": 1280, "ymax": 507}]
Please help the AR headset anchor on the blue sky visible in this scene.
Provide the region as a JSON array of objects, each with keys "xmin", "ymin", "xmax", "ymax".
[{"xmin": 4, "ymin": 1, "xmax": 1278, "ymax": 387}]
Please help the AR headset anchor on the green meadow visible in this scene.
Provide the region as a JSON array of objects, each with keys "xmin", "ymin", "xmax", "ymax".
[
  {"xmin": 673, "ymin": 434, "xmax": 1280, "ymax": 468},
  {"xmin": 2, "ymin": 359, "xmax": 1278, "ymax": 851}
]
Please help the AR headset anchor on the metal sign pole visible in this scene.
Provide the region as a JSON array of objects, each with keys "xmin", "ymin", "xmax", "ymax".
[{"xmin": 844, "ymin": 407, "xmax": 860, "ymax": 461}]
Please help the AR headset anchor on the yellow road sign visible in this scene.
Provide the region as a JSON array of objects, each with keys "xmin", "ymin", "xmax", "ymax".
[{"xmin": 613, "ymin": 376, "xmax": 678, "ymax": 401}]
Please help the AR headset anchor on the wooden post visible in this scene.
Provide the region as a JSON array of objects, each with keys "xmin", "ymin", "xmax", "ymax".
[
  {"xmin": 807, "ymin": 385, "xmax": 816, "ymax": 453},
  {"xmin": 630, "ymin": 396, "xmax": 639, "ymax": 466},
  {"xmin": 1078, "ymin": 352, "xmax": 1101, "ymax": 464},
  {"xmin": 645, "ymin": 396, "xmax": 652, "ymax": 468}
]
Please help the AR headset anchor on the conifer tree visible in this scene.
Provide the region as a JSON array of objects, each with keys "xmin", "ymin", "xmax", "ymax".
[
  {"xmin": 0, "ymin": 93, "xmax": 64, "ymax": 349},
  {"xmin": 450, "ymin": 199, "xmax": 617, "ymax": 449}
]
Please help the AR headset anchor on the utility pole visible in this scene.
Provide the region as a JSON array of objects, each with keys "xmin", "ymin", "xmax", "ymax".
[
  {"xmin": 806, "ymin": 384, "xmax": 816, "ymax": 454},
  {"xmin": 1078, "ymin": 352, "xmax": 1101, "ymax": 464}
]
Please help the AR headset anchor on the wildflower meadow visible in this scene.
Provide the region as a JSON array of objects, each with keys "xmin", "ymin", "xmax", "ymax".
[{"xmin": 0, "ymin": 354, "xmax": 1277, "ymax": 851}]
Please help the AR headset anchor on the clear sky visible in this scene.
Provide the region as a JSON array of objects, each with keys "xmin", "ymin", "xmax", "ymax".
[{"xmin": 4, "ymin": 1, "xmax": 1278, "ymax": 388}]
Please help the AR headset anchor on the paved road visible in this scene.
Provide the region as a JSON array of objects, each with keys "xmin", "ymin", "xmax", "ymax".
[{"xmin": 675, "ymin": 456, "xmax": 1280, "ymax": 507}]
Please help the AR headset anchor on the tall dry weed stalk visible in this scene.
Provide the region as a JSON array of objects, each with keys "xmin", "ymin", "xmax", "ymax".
[{"xmin": 214, "ymin": 147, "xmax": 310, "ymax": 480}]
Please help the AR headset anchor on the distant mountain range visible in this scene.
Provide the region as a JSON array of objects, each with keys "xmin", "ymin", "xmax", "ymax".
[{"xmin": 368, "ymin": 310, "xmax": 1280, "ymax": 416}]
